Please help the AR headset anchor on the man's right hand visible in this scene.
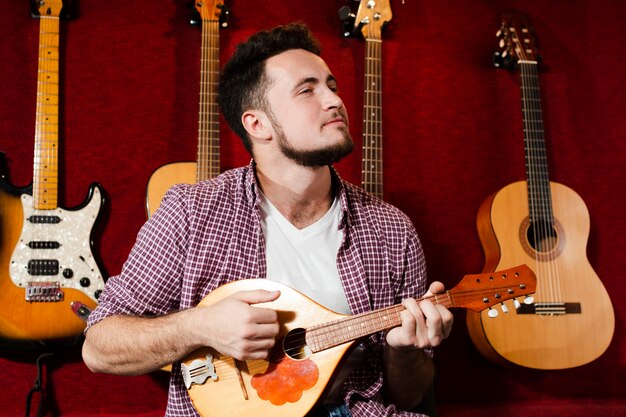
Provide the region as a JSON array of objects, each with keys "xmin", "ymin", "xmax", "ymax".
[{"xmin": 197, "ymin": 289, "xmax": 281, "ymax": 361}]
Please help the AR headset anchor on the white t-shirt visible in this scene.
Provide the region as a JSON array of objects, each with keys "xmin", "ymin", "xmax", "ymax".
[{"xmin": 259, "ymin": 192, "xmax": 350, "ymax": 314}]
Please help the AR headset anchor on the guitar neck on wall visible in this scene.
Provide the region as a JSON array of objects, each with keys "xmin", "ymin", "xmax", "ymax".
[
  {"xmin": 466, "ymin": 10, "xmax": 615, "ymax": 370},
  {"xmin": 145, "ymin": 0, "xmax": 228, "ymax": 218},
  {"xmin": 342, "ymin": 0, "xmax": 392, "ymax": 199},
  {"xmin": 182, "ymin": 266, "xmax": 535, "ymax": 417},
  {"xmin": 0, "ymin": 0, "xmax": 105, "ymax": 347}
]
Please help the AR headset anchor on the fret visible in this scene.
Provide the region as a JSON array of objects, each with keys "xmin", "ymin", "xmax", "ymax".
[
  {"xmin": 519, "ymin": 62, "xmax": 553, "ymax": 224},
  {"xmin": 196, "ymin": 19, "xmax": 221, "ymax": 182},
  {"xmin": 32, "ymin": 13, "xmax": 61, "ymax": 210}
]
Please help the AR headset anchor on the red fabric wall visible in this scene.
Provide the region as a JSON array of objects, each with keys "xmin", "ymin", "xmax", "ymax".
[{"xmin": 1, "ymin": 0, "xmax": 624, "ymax": 415}]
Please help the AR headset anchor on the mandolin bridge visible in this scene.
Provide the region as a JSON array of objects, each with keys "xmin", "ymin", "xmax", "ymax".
[
  {"xmin": 517, "ymin": 302, "xmax": 581, "ymax": 315},
  {"xmin": 181, "ymin": 354, "xmax": 218, "ymax": 389}
]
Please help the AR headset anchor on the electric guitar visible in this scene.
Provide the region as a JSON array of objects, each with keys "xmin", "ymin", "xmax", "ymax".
[
  {"xmin": 0, "ymin": 0, "xmax": 105, "ymax": 346},
  {"xmin": 466, "ymin": 11, "xmax": 615, "ymax": 369},
  {"xmin": 145, "ymin": 0, "xmax": 228, "ymax": 217},
  {"xmin": 182, "ymin": 265, "xmax": 535, "ymax": 417},
  {"xmin": 342, "ymin": 0, "xmax": 392, "ymax": 199}
]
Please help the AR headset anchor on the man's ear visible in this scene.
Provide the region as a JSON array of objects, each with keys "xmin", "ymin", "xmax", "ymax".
[{"xmin": 242, "ymin": 110, "xmax": 272, "ymax": 140}]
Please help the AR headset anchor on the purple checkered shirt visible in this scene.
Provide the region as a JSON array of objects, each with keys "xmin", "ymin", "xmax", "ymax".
[{"xmin": 87, "ymin": 162, "xmax": 429, "ymax": 417}]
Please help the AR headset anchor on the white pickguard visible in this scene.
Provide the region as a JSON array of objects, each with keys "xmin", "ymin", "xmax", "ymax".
[{"xmin": 9, "ymin": 187, "xmax": 105, "ymax": 302}]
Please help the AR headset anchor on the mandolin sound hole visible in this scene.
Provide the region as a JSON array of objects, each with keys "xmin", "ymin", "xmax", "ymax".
[{"xmin": 282, "ymin": 328, "xmax": 312, "ymax": 360}]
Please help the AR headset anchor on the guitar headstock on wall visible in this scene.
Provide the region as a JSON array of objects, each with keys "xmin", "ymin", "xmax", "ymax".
[
  {"xmin": 494, "ymin": 10, "xmax": 540, "ymax": 70},
  {"xmin": 339, "ymin": 0, "xmax": 392, "ymax": 40},
  {"xmin": 190, "ymin": 0, "xmax": 230, "ymax": 28},
  {"xmin": 30, "ymin": 0, "xmax": 75, "ymax": 20}
]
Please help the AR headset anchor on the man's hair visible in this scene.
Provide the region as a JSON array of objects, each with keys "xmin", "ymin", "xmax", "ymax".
[{"xmin": 217, "ymin": 22, "xmax": 322, "ymax": 155}]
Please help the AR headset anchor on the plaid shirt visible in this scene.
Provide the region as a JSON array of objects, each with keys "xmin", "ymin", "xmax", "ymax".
[{"xmin": 87, "ymin": 162, "xmax": 429, "ymax": 417}]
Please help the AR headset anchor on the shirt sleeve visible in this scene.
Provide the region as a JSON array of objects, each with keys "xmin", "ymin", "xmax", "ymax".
[{"xmin": 85, "ymin": 184, "xmax": 191, "ymax": 331}]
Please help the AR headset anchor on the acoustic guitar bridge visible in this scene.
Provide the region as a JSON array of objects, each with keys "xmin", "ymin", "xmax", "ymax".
[{"xmin": 517, "ymin": 302, "xmax": 581, "ymax": 315}]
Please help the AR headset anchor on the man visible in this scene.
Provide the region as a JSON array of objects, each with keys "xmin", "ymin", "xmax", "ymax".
[{"xmin": 83, "ymin": 23, "xmax": 453, "ymax": 417}]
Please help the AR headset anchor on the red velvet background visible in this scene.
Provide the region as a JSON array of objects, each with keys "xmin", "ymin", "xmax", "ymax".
[{"xmin": 1, "ymin": 0, "xmax": 624, "ymax": 415}]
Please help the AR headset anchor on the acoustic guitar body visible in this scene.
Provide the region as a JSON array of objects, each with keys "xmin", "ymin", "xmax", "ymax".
[
  {"xmin": 467, "ymin": 180, "xmax": 615, "ymax": 369},
  {"xmin": 145, "ymin": 162, "xmax": 196, "ymax": 217}
]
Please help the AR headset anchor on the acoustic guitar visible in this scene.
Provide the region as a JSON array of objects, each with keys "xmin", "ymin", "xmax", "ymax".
[
  {"xmin": 466, "ymin": 11, "xmax": 615, "ymax": 369},
  {"xmin": 182, "ymin": 265, "xmax": 535, "ymax": 417},
  {"xmin": 145, "ymin": 0, "xmax": 228, "ymax": 217},
  {"xmin": 0, "ymin": 0, "xmax": 105, "ymax": 346},
  {"xmin": 342, "ymin": 0, "xmax": 392, "ymax": 199}
]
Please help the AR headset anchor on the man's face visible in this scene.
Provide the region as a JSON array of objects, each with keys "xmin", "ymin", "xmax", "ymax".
[{"xmin": 262, "ymin": 49, "xmax": 353, "ymax": 167}]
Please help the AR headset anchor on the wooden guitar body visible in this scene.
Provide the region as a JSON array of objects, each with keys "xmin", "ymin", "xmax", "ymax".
[
  {"xmin": 146, "ymin": 161, "xmax": 196, "ymax": 216},
  {"xmin": 467, "ymin": 180, "xmax": 615, "ymax": 369},
  {"xmin": 0, "ymin": 182, "xmax": 103, "ymax": 345}
]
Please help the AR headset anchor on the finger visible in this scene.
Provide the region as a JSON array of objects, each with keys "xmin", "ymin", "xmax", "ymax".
[
  {"xmin": 424, "ymin": 281, "xmax": 445, "ymax": 297},
  {"xmin": 234, "ymin": 289, "xmax": 281, "ymax": 305}
]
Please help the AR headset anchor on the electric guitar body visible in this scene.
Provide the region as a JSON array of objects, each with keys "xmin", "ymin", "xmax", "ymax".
[
  {"xmin": 0, "ymin": 182, "xmax": 103, "ymax": 344},
  {"xmin": 0, "ymin": 0, "xmax": 105, "ymax": 348},
  {"xmin": 466, "ymin": 11, "xmax": 615, "ymax": 370}
]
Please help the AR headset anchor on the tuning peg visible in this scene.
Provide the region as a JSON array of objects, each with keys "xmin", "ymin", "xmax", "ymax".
[
  {"xmin": 524, "ymin": 296, "xmax": 534, "ymax": 305},
  {"xmin": 338, "ymin": 6, "xmax": 357, "ymax": 37},
  {"xmin": 219, "ymin": 5, "xmax": 231, "ymax": 28},
  {"xmin": 501, "ymin": 303, "xmax": 509, "ymax": 314},
  {"xmin": 513, "ymin": 299, "xmax": 521, "ymax": 309},
  {"xmin": 487, "ymin": 307, "xmax": 499, "ymax": 318}
]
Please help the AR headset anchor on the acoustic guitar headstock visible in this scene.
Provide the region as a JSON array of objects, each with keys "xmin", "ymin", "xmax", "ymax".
[{"xmin": 494, "ymin": 10, "xmax": 540, "ymax": 69}]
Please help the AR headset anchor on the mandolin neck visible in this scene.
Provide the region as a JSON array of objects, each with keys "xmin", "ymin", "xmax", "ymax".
[
  {"xmin": 33, "ymin": 14, "xmax": 61, "ymax": 210},
  {"xmin": 196, "ymin": 18, "xmax": 221, "ymax": 182}
]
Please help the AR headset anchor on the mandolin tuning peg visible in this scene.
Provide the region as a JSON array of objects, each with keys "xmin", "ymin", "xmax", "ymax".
[
  {"xmin": 513, "ymin": 299, "xmax": 521, "ymax": 309},
  {"xmin": 487, "ymin": 307, "xmax": 499, "ymax": 318},
  {"xmin": 524, "ymin": 296, "xmax": 534, "ymax": 305},
  {"xmin": 501, "ymin": 303, "xmax": 509, "ymax": 313}
]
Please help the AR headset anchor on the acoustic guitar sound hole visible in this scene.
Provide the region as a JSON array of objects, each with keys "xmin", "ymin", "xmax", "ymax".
[
  {"xmin": 519, "ymin": 216, "xmax": 565, "ymax": 261},
  {"xmin": 527, "ymin": 219, "xmax": 558, "ymax": 252},
  {"xmin": 282, "ymin": 328, "xmax": 311, "ymax": 360}
]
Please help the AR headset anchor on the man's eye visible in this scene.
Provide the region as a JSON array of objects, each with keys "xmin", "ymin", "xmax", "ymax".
[{"xmin": 299, "ymin": 87, "xmax": 313, "ymax": 94}]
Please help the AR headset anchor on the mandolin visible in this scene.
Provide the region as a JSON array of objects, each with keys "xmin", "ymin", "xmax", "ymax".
[
  {"xmin": 182, "ymin": 265, "xmax": 535, "ymax": 417},
  {"xmin": 0, "ymin": 0, "xmax": 105, "ymax": 347},
  {"xmin": 145, "ymin": 0, "xmax": 228, "ymax": 217},
  {"xmin": 466, "ymin": 11, "xmax": 615, "ymax": 370}
]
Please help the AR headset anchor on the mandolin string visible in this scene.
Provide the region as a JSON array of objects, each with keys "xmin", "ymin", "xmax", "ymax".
[{"xmin": 301, "ymin": 285, "xmax": 530, "ymax": 353}]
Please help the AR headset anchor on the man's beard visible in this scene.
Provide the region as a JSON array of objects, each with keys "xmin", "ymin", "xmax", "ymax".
[{"xmin": 272, "ymin": 115, "xmax": 354, "ymax": 167}]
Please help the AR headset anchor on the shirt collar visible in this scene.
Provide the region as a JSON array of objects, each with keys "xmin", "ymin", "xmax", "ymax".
[{"xmin": 244, "ymin": 160, "xmax": 351, "ymax": 230}]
